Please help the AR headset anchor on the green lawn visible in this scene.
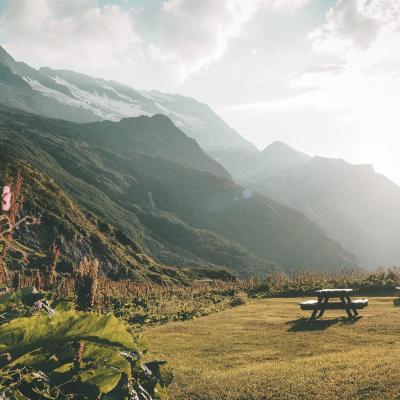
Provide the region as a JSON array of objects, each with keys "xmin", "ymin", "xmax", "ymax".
[{"xmin": 144, "ymin": 297, "xmax": 400, "ymax": 400}]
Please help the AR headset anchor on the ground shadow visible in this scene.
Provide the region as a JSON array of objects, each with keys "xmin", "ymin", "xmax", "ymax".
[{"xmin": 286, "ymin": 316, "xmax": 362, "ymax": 332}]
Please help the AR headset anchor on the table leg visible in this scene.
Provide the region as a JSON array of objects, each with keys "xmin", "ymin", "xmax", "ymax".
[
  {"xmin": 340, "ymin": 296, "xmax": 354, "ymax": 318},
  {"xmin": 316, "ymin": 296, "xmax": 329, "ymax": 319},
  {"xmin": 309, "ymin": 296, "xmax": 322, "ymax": 321},
  {"xmin": 346, "ymin": 296, "xmax": 358, "ymax": 316}
]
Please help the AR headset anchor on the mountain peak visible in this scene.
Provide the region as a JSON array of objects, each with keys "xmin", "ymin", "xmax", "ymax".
[
  {"xmin": 0, "ymin": 45, "xmax": 16, "ymax": 70},
  {"xmin": 263, "ymin": 141, "xmax": 308, "ymax": 156},
  {"xmin": 260, "ymin": 141, "xmax": 311, "ymax": 174}
]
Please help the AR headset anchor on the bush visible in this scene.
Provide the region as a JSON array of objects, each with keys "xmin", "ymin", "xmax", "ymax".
[{"xmin": 229, "ymin": 291, "xmax": 248, "ymax": 307}]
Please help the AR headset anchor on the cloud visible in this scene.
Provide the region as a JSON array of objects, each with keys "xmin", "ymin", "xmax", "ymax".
[
  {"xmin": 226, "ymin": 0, "xmax": 400, "ymax": 183},
  {"xmin": 155, "ymin": 0, "xmax": 310, "ymax": 80},
  {"xmin": 268, "ymin": 0, "xmax": 310, "ymax": 13},
  {"xmin": 218, "ymin": 0, "xmax": 400, "ymax": 184},
  {"xmin": 309, "ymin": 0, "xmax": 380, "ymax": 50},
  {"xmin": 309, "ymin": 0, "xmax": 400, "ymax": 54},
  {"xmin": 302, "ymin": 0, "xmax": 400, "ymax": 95},
  {"xmin": 0, "ymin": 0, "xmax": 143, "ymax": 71},
  {"xmin": 154, "ymin": 0, "xmax": 260, "ymax": 80},
  {"xmin": 0, "ymin": 0, "xmax": 310, "ymax": 84}
]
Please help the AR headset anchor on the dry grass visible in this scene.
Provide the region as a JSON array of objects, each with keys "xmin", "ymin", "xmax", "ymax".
[{"xmin": 145, "ymin": 297, "xmax": 400, "ymax": 400}]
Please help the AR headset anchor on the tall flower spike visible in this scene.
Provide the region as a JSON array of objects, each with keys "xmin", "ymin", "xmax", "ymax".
[{"xmin": 2, "ymin": 186, "xmax": 11, "ymax": 212}]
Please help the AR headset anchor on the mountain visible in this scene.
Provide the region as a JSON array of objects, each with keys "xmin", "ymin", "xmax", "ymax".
[
  {"xmin": 4, "ymin": 159, "xmax": 202, "ymax": 284},
  {"xmin": 260, "ymin": 141, "xmax": 310, "ymax": 176},
  {"xmin": 244, "ymin": 142, "xmax": 400, "ymax": 267},
  {"xmin": 0, "ymin": 45, "xmax": 256, "ymax": 157},
  {"xmin": 212, "ymin": 141, "xmax": 311, "ymax": 184},
  {"xmin": 80, "ymin": 115, "xmax": 231, "ymax": 179},
  {"xmin": 0, "ymin": 105, "xmax": 356, "ymax": 277}
]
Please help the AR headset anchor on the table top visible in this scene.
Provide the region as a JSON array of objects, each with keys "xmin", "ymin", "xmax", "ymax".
[{"xmin": 315, "ymin": 288, "xmax": 353, "ymax": 295}]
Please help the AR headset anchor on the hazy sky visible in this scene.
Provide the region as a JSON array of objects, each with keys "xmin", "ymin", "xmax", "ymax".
[{"xmin": 1, "ymin": 0, "xmax": 400, "ymax": 182}]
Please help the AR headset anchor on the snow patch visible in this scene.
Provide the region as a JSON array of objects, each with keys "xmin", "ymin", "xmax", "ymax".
[
  {"xmin": 22, "ymin": 77, "xmax": 90, "ymax": 110},
  {"xmin": 142, "ymin": 90, "xmax": 175, "ymax": 103},
  {"xmin": 23, "ymin": 75, "xmax": 209, "ymax": 135},
  {"xmin": 23, "ymin": 75, "xmax": 152, "ymax": 121},
  {"xmin": 52, "ymin": 76, "xmax": 152, "ymax": 120},
  {"xmin": 102, "ymin": 83, "xmax": 136, "ymax": 103}
]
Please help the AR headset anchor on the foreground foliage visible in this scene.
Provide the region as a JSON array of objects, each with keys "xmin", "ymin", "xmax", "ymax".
[
  {"xmin": 0, "ymin": 173, "xmax": 172, "ymax": 399},
  {"xmin": 0, "ymin": 289, "xmax": 171, "ymax": 399}
]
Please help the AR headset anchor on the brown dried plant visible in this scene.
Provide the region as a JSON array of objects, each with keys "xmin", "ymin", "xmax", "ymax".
[
  {"xmin": 0, "ymin": 172, "xmax": 40, "ymax": 284},
  {"xmin": 73, "ymin": 340, "xmax": 85, "ymax": 372},
  {"xmin": 75, "ymin": 257, "xmax": 99, "ymax": 311},
  {"xmin": 44, "ymin": 241, "xmax": 61, "ymax": 290}
]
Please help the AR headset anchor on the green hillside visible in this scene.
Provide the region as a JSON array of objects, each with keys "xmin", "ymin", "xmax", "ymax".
[
  {"xmin": 3, "ymin": 160, "xmax": 200, "ymax": 283},
  {"xmin": 0, "ymin": 105, "xmax": 356, "ymax": 277}
]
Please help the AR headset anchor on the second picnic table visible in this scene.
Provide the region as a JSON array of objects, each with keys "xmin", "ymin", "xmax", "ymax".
[{"xmin": 299, "ymin": 289, "xmax": 368, "ymax": 320}]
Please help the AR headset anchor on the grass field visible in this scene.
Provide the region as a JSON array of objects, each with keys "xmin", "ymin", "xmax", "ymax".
[{"xmin": 144, "ymin": 297, "xmax": 400, "ymax": 400}]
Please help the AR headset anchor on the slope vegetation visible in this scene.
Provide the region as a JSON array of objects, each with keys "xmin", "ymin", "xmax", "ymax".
[{"xmin": 0, "ymin": 106, "xmax": 356, "ymax": 276}]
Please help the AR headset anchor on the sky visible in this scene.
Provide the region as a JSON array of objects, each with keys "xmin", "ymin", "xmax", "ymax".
[{"xmin": 0, "ymin": 0, "xmax": 400, "ymax": 183}]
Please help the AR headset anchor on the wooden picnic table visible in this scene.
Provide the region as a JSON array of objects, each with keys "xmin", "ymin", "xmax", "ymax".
[{"xmin": 299, "ymin": 289, "xmax": 368, "ymax": 321}]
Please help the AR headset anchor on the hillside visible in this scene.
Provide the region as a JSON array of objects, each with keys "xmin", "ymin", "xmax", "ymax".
[
  {"xmin": 81, "ymin": 115, "xmax": 231, "ymax": 179},
  {"xmin": 0, "ymin": 164, "xmax": 270, "ymax": 281},
  {"xmin": 243, "ymin": 142, "xmax": 400, "ymax": 267},
  {"xmin": 0, "ymin": 106, "xmax": 356, "ymax": 276},
  {"xmin": 3, "ymin": 160, "xmax": 195, "ymax": 283}
]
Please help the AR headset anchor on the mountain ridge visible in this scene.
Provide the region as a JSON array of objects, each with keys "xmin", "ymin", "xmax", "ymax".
[
  {"xmin": 0, "ymin": 45, "xmax": 256, "ymax": 155},
  {"xmin": 0, "ymin": 104, "xmax": 357, "ymax": 276},
  {"xmin": 242, "ymin": 142, "xmax": 400, "ymax": 267}
]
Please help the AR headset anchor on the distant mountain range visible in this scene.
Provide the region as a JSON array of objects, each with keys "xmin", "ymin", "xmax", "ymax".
[
  {"xmin": 237, "ymin": 141, "xmax": 400, "ymax": 268},
  {"xmin": 2, "ymin": 44, "xmax": 397, "ymax": 277}
]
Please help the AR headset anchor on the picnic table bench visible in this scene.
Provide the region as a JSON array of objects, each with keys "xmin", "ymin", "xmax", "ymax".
[{"xmin": 299, "ymin": 289, "xmax": 368, "ymax": 321}]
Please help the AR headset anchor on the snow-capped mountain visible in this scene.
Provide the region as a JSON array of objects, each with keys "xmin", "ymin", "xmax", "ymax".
[{"xmin": 0, "ymin": 46, "xmax": 255, "ymax": 154}]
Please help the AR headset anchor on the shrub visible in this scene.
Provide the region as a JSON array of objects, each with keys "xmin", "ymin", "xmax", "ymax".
[
  {"xmin": 75, "ymin": 257, "xmax": 99, "ymax": 311},
  {"xmin": 229, "ymin": 291, "xmax": 248, "ymax": 307}
]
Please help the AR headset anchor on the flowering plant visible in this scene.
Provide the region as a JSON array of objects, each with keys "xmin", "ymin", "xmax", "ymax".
[
  {"xmin": 0, "ymin": 176, "xmax": 40, "ymax": 280},
  {"xmin": 1, "ymin": 186, "xmax": 10, "ymax": 212}
]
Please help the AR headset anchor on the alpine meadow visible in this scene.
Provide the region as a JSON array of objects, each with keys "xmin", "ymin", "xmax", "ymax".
[{"xmin": 1, "ymin": 1, "xmax": 400, "ymax": 399}]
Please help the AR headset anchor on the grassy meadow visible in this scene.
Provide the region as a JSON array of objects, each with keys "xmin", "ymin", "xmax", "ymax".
[{"xmin": 145, "ymin": 297, "xmax": 400, "ymax": 400}]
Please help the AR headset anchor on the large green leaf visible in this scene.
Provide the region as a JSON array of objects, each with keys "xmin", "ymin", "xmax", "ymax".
[
  {"xmin": 0, "ymin": 310, "xmax": 139, "ymax": 358},
  {"xmin": 0, "ymin": 300, "xmax": 170, "ymax": 398},
  {"xmin": 8, "ymin": 342, "xmax": 132, "ymax": 395},
  {"xmin": 78, "ymin": 343, "xmax": 132, "ymax": 393}
]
